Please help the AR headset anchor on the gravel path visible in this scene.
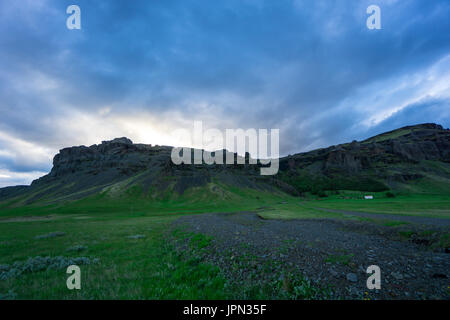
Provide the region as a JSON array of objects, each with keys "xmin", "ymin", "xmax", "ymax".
[
  {"xmin": 174, "ymin": 212, "xmax": 450, "ymax": 300},
  {"xmin": 316, "ymin": 208, "xmax": 450, "ymax": 227}
]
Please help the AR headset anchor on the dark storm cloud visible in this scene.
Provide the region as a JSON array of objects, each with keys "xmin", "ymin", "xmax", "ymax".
[
  {"xmin": 364, "ymin": 98, "xmax": 450, "ymax": 138},
  {"xmin": 0, "ymin": 0, "xmax": 449, "ymax": 185}
]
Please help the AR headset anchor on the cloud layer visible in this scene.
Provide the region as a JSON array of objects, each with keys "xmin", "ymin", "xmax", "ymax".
[{"xmin": 0, "ymin": 0, "xmax": 449, "ymax": 187}]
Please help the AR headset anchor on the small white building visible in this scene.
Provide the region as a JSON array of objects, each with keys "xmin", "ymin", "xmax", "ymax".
[{"xmin": 364, "ymin": 195, "xmax": 374, "ymax": 200}]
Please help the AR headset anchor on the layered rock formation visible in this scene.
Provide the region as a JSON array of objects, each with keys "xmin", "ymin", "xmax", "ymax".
[
  {"xmin": 277, "ymin": 123, "xmax": 450, "ymax": 192},
  {"xmin": 280, "ymin": 123, "xmax": 450, "ymax": 175},
  {"xmin": 43, "ymin": 137, "xmax": 170, "ymax": 179},
  {"xmin": 0, "ymin": 123, "xmax": 449, "ymax": 203}
]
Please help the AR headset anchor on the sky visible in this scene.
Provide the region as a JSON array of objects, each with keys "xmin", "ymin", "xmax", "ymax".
[{"xmin": 0, "ymin": 0, "xmax": 449, "ymax": 187}]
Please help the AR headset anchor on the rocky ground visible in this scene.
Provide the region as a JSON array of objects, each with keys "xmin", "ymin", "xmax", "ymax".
[
  {"xmin": 317, "ymin": 208, "xmax": 450, "ymax": 227},
  {"xmin": 173, "ymin": 212, "xmax": 450, "ymax": 300}
]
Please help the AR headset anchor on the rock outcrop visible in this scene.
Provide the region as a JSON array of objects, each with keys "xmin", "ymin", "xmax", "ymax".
[
  {"xmin": 45, "ymin": 137, "xmax": 170, "ymax": 179},
  {"xmin": 278, "ymin": 123, "xmax": 450, "ymax": 191},
  {"xmin": 280, "ymin": 123, "xmax": 450, "ymax": 175}
]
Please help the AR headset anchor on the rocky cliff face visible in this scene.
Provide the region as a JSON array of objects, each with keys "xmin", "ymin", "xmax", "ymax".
[
  {"xmin": 24, "ymin": 136, "xmax": 272, "ymax": 203},
  {"xmin": 21, "ymin": 138, "xmax": 176, "ymax": 202},
  {"xmin": 277, "ymin": 123, "xmax": 450, "ymax": 192},
  {"xmin": 35, "ymin": 123, "xmax": 450, "ymax": 187},
  {"xmin": 281, "ymin": 123, "xmax": 450, "ymax": 175},
  {"xmin": 45, "ymin": 137, "xmax": 171, "ymax": 179}
]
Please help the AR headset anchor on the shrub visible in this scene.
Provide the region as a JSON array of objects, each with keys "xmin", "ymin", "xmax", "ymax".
[
  {"xmin": 66, "ymin": 245, "xmax": 88, "ymax": 252},
  {"xmin": 34, "ymin": 232, "xmax": 66, "ymax": 240},
  {"xmin": 0, "ymin": 290, "xmax": 17, "ymax": 300},
  {"xmin": 317, "ymin": 190, "xmax": 328, "ymax": 198},
  {"xmin": 386, "ymin": 191, "xmax": 396, "ymax": 198},
  {"xmin": 0, "ymin": 256, "xmax": 99, "ymax": 281}
]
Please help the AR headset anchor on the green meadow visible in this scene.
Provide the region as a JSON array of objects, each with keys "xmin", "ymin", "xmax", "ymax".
[{"xmin": 0, "ymin": 185, "xmax": 449, "ymax": 299}]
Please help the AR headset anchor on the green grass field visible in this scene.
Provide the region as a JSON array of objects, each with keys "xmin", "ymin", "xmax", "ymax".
[
  {"xmin": 1, "ymin": 185, "xmax": 449, "ymax": 299},
  {"xmin": 0, "ymin": 212, "xmax": 232, "ymax": 299},
  {"xmin": 307, "ymin": 193, "xmax": 450, "ymax": 218},
  {"xmin": 0, "ymin": 186, "xmax": 291, "ymax": 299}
]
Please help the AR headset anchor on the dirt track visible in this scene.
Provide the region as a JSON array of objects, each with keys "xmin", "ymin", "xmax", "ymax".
[
  {"xmin": 174, "ymin": 212, "xmax": 450, "ymax": 299},
  {"xmin": 316, "ymin": 208, "xmax": 450, "ymax": 227}
]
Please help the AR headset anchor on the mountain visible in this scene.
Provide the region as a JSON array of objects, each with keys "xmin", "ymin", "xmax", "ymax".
[
  {"xmin": 277, "ymin": 123, "xmax": 450, "ymax": 195},
  {"xmin": 1, "ymin": 123, "xmax": 449, "ymax": 206},
  {"xmin": 0, "ymin": 137, "xmax": 284, "ymax": 206}
]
